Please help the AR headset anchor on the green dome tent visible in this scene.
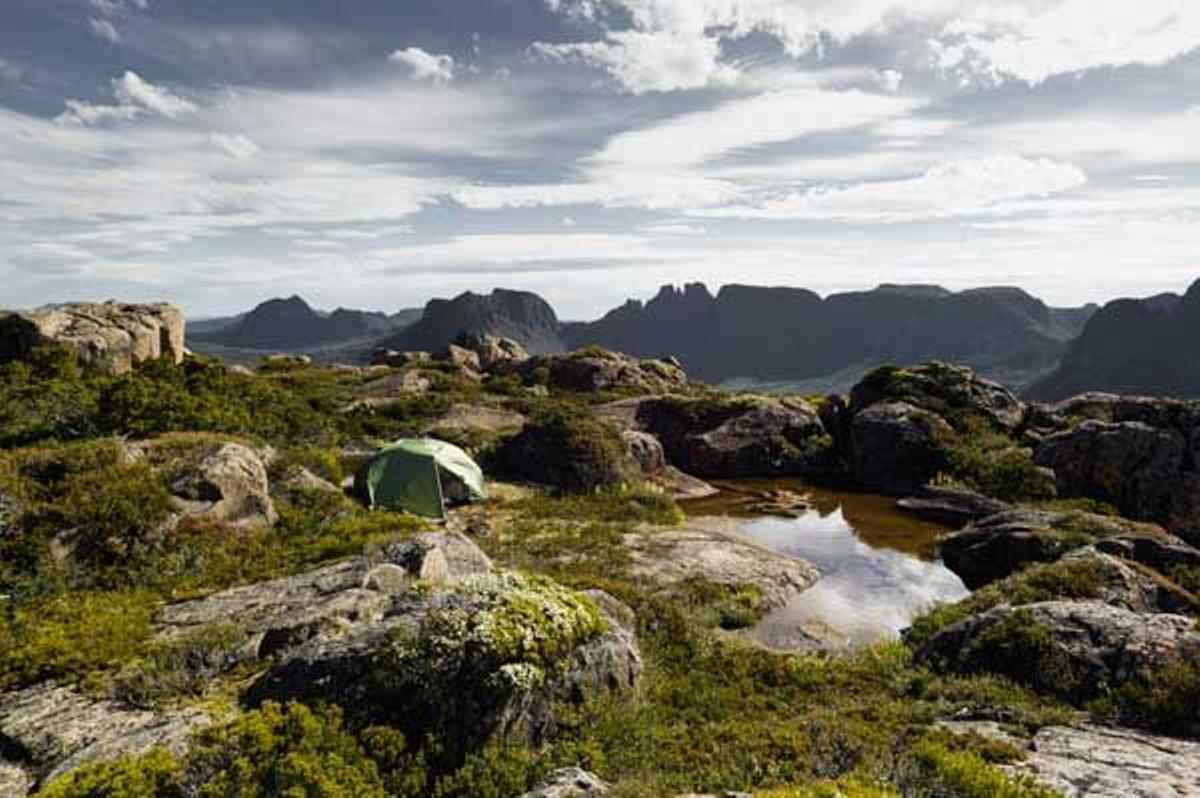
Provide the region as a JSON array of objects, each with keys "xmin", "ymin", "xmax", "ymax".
[{"xmin": 355, "ymin": 438, "xmax": 487, "ymax": 518}]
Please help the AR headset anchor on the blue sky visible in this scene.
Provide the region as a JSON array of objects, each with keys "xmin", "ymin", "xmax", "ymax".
[{"xmin": 3, "ymin": 0, "xmax": 1199, "ymax": 318}]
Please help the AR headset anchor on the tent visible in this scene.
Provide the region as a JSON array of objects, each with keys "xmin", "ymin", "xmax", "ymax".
[{"xmin": 355, "ymin": 438, "xmax": 487, "ymax": 518}]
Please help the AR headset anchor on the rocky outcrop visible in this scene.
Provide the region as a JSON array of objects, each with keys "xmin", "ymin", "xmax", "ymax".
[
  {"xmin": 506, "ymin": 350, "xmax": 690, "ymax": 394},
  {"xmin": 1034, "ymin": 415, "xmax": 1200, "ymax": 546},
  {"xmin": 0, "ymin": 683, "xmax": 209, "ymax": 790},
  {"xmin": 0, "ymin": 301, "xmax": 185, "ymax": 375},
  {"xmin": 849, "ymin": 362, "xmax": 1026, "ymax": 433},
  {"xmin": 938, "ymin": 510, "xmax": 1171, "ymax": 589},
  {"xmin": 156, "ymin": 531, "xmax": 637, "ymax": 760},
  {"xmin": 847, "ymin": 402, "xmax": 952, "ymax": 493},
  {"xmin": 1006, "ymin": 724, "xmax": 1200, "ymax": 798},
  {"xmin": 520, "ymin": 767, "xmax": 609, "ymax": 797},
  {"xmin": 915, "ymin": 600, "xmax": 1200, "ymax": 705},
  {"xmin": 452, "ymin": 332, "xmax": 530, "ymax": 372},
  {"xmin": 606, "ymin": 395, "xmax": 833, "ymax": 479},
  {"xmin": 624, "ymin": 521, "xmax": 819, "ymax": 611},
  {"xmin": 896, "ymin": 486, "xmax": 1010, "ymax": 527},
  {"xmin": 381, "ymin": 288, "xmax": 563, "ymax": 355},
  {"xmin": 167, "ymin": 442, "xmax": 278, "ymax": 528}
]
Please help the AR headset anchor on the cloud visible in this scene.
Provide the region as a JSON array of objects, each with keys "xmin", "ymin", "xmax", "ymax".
[
  {"xmin": 88, "ymin": 17, "xmax": 122, "ymax": 44},
  {"xmin": 698, "ymin": 155, "xmax": 1088, "ymax": 222},
  {"xmin": 57, "ymin": 71, "xmax": 196, "ymax": 125},
  {"xmin": 210, "ymin": 133, "xmax": 260, "ymax": 160},
  {"xmin": 534, "ymin": 28, "xmax": 737, "ymax": 93},
  {"xmin": 542, "ymin": 1, "xmax": 1200, "ymax": 89},
  {"xmin": 388, "ymin": 47, "xmax": 456, "ymax": 82}
]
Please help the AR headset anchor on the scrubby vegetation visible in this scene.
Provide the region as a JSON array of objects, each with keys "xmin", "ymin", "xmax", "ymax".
[{"xmin": 4, "ymin": 346, "xmax": 1165, "ymax": 796}]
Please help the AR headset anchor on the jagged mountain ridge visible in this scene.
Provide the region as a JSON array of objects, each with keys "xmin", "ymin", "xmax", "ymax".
[
  {"xmin": 380, "ymin": 288, "xmax": 564, "ymax": 355},
  {"xmin": 1030, "ymin": 279, "xmax": 1200, "ymax": 400},
  {"xmin": 561, "ymin": 282, "xmax": 1097, "ymax": 389}
]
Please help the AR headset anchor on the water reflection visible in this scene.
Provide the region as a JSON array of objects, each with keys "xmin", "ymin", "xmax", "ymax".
[{"xmin": 683, "ymin": 480, "xmax": 969, "ymax": 650}]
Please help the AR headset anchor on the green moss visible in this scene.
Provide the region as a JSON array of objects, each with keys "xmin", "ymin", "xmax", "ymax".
[
  {"xmin": 1092, "ymin": 646, "xmax": 1200, "ymax": 734},
  {"xmin": 112, "ymin": 623, "xmax": 245, "ymax": 709},
  {"xmin": 907, "ymin": 557, "xmax": 1109, "ymax": 648},
  {"xmin": 956, "ymin": 609, "xmax": 1086, "ymax": 700},
  {"xmin": 0, "ymin": 589, "xmax": 157, "ymax": 691},
  {"xmin": 937, "ymin": 420, "xmax": 1055, "ymax": 503},
  {"xmin": 513, "ymin": 484, "xmax": 683, "ymax": 526},
  {"xmin": 35, "ymin": 747, "xmax": 185, "ymax": 798},
  {"xmin": 904, "ymin": 740, "xmax": 1059, "ymax": 798}
]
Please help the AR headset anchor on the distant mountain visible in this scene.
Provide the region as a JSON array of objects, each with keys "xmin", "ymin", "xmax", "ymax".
[
  {"xmin": 190, "ymin": 296, "xmax": 421, "ymax": 356},
  {"xmin": 1029, "ymin": 279, "xmax": 1200, "ymax": 400},
  {"xmin": 562, "ymin": 283, "xmax": 1096, "ymax": 390},
  {"xmin": 381, "ymin": 289, "xmax": 563, "ymax": 354}
]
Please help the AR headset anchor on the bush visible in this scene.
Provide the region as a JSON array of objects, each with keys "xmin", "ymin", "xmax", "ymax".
[
  {"xmin": 938, "ymin": 422, "xmax": 1055, "ymax": 502},
  {"xmin": 903, "ymin": 740, "xmax": 1059, "ymax": 798},
  {"xmin": 112, "ymin": 623, "xmax": 244, "ymax": 708},
  {"xmin": 37, "ymin": 747, "xmax": 185, "ymax": 798},
  {"xmin": 0, "ymin": 590, "xmax": 156, "ymax": 691},
  {"xmin": 492, "ymin": 404, "xmax": 632, "ymax": 494}
]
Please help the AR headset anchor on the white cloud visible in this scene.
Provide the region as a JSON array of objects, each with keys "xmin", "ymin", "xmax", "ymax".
[
  {"xmin": 699, "ymin": 155, "xmax": 1088, "ymax": 222},
  {"xmin": 57, "ymin": 71, "xmax": 195, "ymax": 125},
  {"xmin": 388, "ymin": 47, "xmax": 456, "ymax": 82},
  {"xmin": 210, "ymin": 133, "xmax": 260, "ymax": 160},
  {"xmin": 561, "ymin": 216, "xmax": 577, "ymax": 227},
  {"xmin": 88, "ymin": 18, "xmax": 123, "ymax": 44},
  {"xmin": 534, "ymin": 29, "xmax": 737, "ymax": 93},
  {"xmin": 641, "ymin": 222, "xmax": 707, "ymax": 235},
  {"xmin": 543, "ymin": 1, "xmax": 1200, "ymax": 89}
]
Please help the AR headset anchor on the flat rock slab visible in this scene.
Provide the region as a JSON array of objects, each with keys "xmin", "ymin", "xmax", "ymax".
[
  {"xmin": 1009, "ymin": 725, "xmax": 1200, "ymax": 798},
  {"xmin": 423, "ymin": 404, "xmax": 526, "ymax": 433},
  {"xmin": 625, "ymin": 519, "xmax": 819, "ymax": 610},
  {"xmin": 0, "ymin": 683, "xmax": 209, "ymax": 789}
]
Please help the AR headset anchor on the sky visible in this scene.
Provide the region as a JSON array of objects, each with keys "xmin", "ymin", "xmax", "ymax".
[{"xmin": 2, "ymin": 0, "xmax": 1200, "ymax": 319}]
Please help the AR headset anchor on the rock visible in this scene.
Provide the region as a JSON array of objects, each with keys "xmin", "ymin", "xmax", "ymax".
[
  {"xmin": 375, "ymin": 536, "xmax": 452, "ymax": 585},
  {"xmin": 915, "ymin": 600, "xmax": 1200, "ymax": 705},
  {"xmin": 244, "ymin": 576, "xmax": 641, "ymax": 757},
  {"xmin": 938, "ymin": 510, "xmax": 1156, "ymax": 589},
  {"xmin": 1035, "ymin": 418, "xmax": 1200, "ymax": 546},
  {"xmin": 848, "ymin": 401, "xmax": 952, "ymax": 493},
  {"xmin": 422, "ymin": 404, "xmax": 526, "ymax": 437},
  {"xmin": 1054, "ymin": 548, "xmax": 1198, "ymax": 614},
  {"xmin": 938, "ymin": 510, "xmax": 1177, "ymax": 589},
  {"xmin": 369, "ymin": 348, "xmax": 430, "ymax": 368},
  {"xmin": 0, "ymin": 760, "xmax": 32, "ymax": 798},
  {"xmin": 520, "ymin": 768, "xmax": 608, "ymax": 797},
  {"xmin": 0, "ymin": 683, "xmax": 208, "ymax": 788},
  {"xmin": 281, "ymin": 466, "xmax": 340, "ymax": 495},
  {"xmin": 896, "ymin": 486, "xmax": 1011, "ymax": 527},
  {"xmin": 453, "ymin": 332, "xmax": 530, "ymax": 372},
  {"xmin": 227, "ymin": 364, "xmax": 256, "ymax": 377},
  {"xmin": 621, "ymin": 429, "xmax": 667, "ymax": 474},
  {"xmin": 619, "ymin": 395, "xmax": 833, "ymax": 479},
  {"xmin": 1005, "ymin": 724, "xmax": 1200, "ymax": 798},
  {"xmin": 624, "ymin": 521, "xmax": 819, "ymax": 611},
  {"xmin": 0, "ymin": 301, "xmax": 185, "ymax": 376},
  {"xmin": 850, "ymin": 362, "xmax": 1026, "ymax": 433},
  {"xmin": 261, "ymin": 353, "xmax": 312, "ymax": 368},
  {"xmin": 649, "ymin": 466, "xmax": 718, "ymax": 501},
  {"xmin": 1093, "ymin": 533, "xmax": 1200, "ymax": 576},
  {"xmin": 436, "ymin": 343, "xmax": 483, "ymax": 378},
  {"xmin": 508, "ymin": 349, "xmax": 690, "ymax": 394},
  {"xmin": 169, "ymin": 442, "xmax": 278, "ymax": 528}
]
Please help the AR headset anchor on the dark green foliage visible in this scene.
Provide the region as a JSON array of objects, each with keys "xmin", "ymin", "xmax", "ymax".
[
  {"xmin": 938, "ymin": 421, "xmax": 1055, "ymax": 503},
  {"xmin": 902, "ymin": 739, "xmax": 1059, "ymax": 798},
  {"xmin": 492, "ymin": 404, "xmax": 632, "ymax": 494},
  {"xmin": 955, "ymin": 609, "xmax": 1087, "ymax": 700},
  {"xmin": 906, "ymin": 556, "xmax": 1109, "ymax": 648},
  {"xmin": 112, "ymin": 623, "xmax": 245, "ymax": 709},
  {"xmin": 1093, "ymin": 646, "xmax": 1200, "ymax": 735}
]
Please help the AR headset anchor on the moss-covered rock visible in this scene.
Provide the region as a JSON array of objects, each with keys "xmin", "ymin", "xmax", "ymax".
[{"xmin": 492, "ymin": 404, "xmax": 634, "ymax": 494}]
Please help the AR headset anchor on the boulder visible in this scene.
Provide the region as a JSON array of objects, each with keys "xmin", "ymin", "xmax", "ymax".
[
  {"xmin": 896, "ymin": 486, "xmax": 1011, "ymax": 527},
  {"xmin": 507, "ymin": 349, "xmax": 690, "ymax": 394},
  {"xmin": 369, "ymin": 349, "xmax": 430, "ymax": 369},
  {"xmin": 915, "ymin": 600, "xmax": 1200, "ymax": 705},
  {"xmin": 624, "ymin": 521, "xmax": 819, "ymax": 611},
  {"xmin": 1005, "ymin": 724, "xmax": 1200, "ymax": 798},
  {"xmin": 625, "ymin": 395, "xmax": 833, "ymax": 479},
  {"xmin": 849, "ymin": 363, "xmax": 1026, "ymax": 433},
  {"xmin": 168, "ymin": 442, "xmax": 278, "ymax": 528},
  {"xmin": 435, "ymin": 343, "xmax": 482, "ymax": 378},
  {"xmin": 937, "ymin": 510, "xmax": 1168, "ymax": 589},
  {"xmin": 280, "ymin": 466, "xmax": 341, "ymax": 495},
  {"xmin": 0, "ymin": 301, "xmax": 185, "ymax": 375},
  {"xmin": 261, "ymin": 353, "xmax": 313, "ymax": 368},
  {"xmin": 1035, "ymin": 419, "xmax": 1200, "ymax": 545},
  {"xmin": 0, "ymin": 759, "xmax": 32, "ymax": 798},
  {"xmin": 520, "ymin": 767, "xmax": 609, "ymax": 797},
  {"xmin": 453, "ymin": 332, "xmax": 530, "ymax": 372},
  {"xmin": 0, "ymin": 683, "xmax": 209, "ymax": 788},
  {"xmin": 848, "ymin": 401, "xmax": 952, "ymax": 493}
]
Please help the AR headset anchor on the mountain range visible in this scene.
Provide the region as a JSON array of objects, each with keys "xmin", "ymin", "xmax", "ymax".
[
  {"xmin": 184, "ymin": 279, "xmax": 1200, "ymax": 398},
  {"xmin": 1029, "ymin": 278, "xmax": 1200, "ymax": 400}
]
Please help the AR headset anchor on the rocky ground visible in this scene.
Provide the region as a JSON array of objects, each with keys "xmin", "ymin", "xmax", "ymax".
[{"xmin": 0, "ymin": 304, "xmax": 1197, "ymax": 797}]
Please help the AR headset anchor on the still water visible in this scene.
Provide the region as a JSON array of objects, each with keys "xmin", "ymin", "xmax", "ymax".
[{"xmin": 683, "ymin": 481, "xmax": 969, "ymax": 650}]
